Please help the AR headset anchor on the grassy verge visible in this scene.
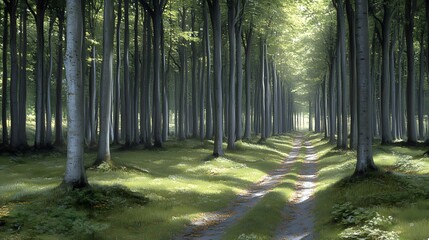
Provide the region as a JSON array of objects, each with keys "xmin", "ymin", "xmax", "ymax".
[
  {"xmin": 313, "ymin": 136, "xmax": 429, "ymax": 240},
  {"xmin": 0, "ymin": 134, "xmax": 295, "ymax": 239}
]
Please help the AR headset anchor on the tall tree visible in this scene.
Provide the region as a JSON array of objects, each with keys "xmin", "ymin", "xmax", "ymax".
[
  {"xmin": 4, "ymin": 0, "xmax": 19, "ymax": 148},
  {"xmin": 207, "ymin": 0, "xmax": 223, "ymax": 157},
  {"xmin": 18, "ymin": 3, "xmax": 28, "ymax": 146},
  {"xmin": 27, "ymin": 0, "xmax": 49, "ymax": 148},
  {"xmin": 54, "ymin": 3, "xmax": 65, "ymax": 146},
  {"xmin": 2, "ymin": 5, "xmax": 8, "ymax": 145},
  {"xmin": 203, "ymin": 0, "xmax": 213, "ymax": 140},
  {"xmin": 139, "ymin": 0, "xmax": 168, "ymax": 148},
  {"xmin": 227, "ymin": 0, "xmax": 237, "ymax": 150},
  {"xmin": 95, "ymin": 0, "xmax": 115, "ymax": 166},
  {"xmin": 405, "ymin": 0, "xmax": 417, "ymax": 144},
  {"xmin": 354, "ymin": 0, "xmax": 377, "ymax": 175},
  {"xmin": 63, "ymin": 0, "xmax": 88, "ymax": 188}
]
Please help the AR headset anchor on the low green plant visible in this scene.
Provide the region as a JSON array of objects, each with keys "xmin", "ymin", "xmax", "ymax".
[{"xmin": 331, "ymin": 202, "xmax": 376, "ymax": 226}]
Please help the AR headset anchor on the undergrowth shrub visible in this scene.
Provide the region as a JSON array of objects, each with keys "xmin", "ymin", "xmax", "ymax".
[
  {"xmin": 332, "ymin": 203, "xmax": 398, "ymax": 240},
  {"xmin": 2, "ymin": 185, "xmax": 148, "ymax": 238}
]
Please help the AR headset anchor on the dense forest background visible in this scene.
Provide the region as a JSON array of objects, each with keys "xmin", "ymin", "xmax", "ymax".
[{"xmin": 0, "ymin": 0, "xmax": 428, "ymax": 172}]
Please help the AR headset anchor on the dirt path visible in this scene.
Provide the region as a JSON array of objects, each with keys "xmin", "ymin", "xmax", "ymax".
[
  {"xmin": 274, "ymin": 140, "xmax": 318, "ymax": 240},
  {"xmin": 177, "ymin": 134, "xmax": 305, "ymax": 240}
]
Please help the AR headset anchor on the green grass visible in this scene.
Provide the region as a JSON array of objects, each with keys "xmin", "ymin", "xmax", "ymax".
[
  {"xmin": 0, "ymin": 134, "xmax": 295, "ymax": 239},
  {"xmin": 314, "ymin": 137, "xmax": 429, "ymax": 240}
]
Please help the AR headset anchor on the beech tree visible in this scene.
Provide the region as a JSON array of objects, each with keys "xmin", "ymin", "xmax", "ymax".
[{"xmin": 63, "ymin": 0, "xmax": 88, "ymax": 188}]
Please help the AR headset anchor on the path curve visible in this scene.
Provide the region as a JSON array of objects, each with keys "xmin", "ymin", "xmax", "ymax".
[
  {"xmin": 274, "ymin": 140, "xmax": 318, "ymax": 240},
  {"xmin": 177, "ymin": 134, "xmax": 304, "ymax": 240}
]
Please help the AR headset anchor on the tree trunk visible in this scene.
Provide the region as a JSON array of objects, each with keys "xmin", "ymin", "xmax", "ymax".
[
  {"xmin": 124, "ymin": 0, "xmax": 132, "ymax": 146},
  {"xmin": 405, "ymin": 0, "xmax": 417, "ymax": 144},
  {"xmin": 273, "ymin": 62, "xmax": 279, "ymax": 135},
  {"xmin": 2, "ymin": 6, "xmax": 8, "ymax": 145},
  {"xmin": 227, "ymin": 0, "xmax": 236, "ymax": 150},
  {"xmin": 113, "ymin": 0, "xmax": 121, "ymax": 145},
  {"xmin": 418, "ymin": 34, "xmax": 424, "ymax": 140},
  {"xmin": 95, "ymin": 0, "xmax": 114, "ymax": 165},
  {"xmin": 18, "ymin": 6, "xmax": 28, "ymax": 147},
  {"xmin": 8, "ymin": 0, "xmax": 19, "ymax": 148},
  {"xmin": 33, "ymin": 0, "xmax": 48, "ymax": 148},
  {"xmin": 178, "ymin": 7, "xmax": 186, "ymax": 140},
  {"xmin": 45, "ymin": 15, "xmax": 54, "ymax": 147},
  {"xmin": 235, "ymin": 0, "xmax": 243, "ymax": 140},
  {"xmin": 204, "ymin": 1, "xmax": 213, "ymax": 140},
  {"xmin": 390, "ymin": 20, "xmax": 397, "ymax": 140},
  {"xmin": 207, "ymin": 0, "xmax": 223, "ymax": 157},
  {"xmin": 328, "ymin": 58, "xmax": 336, "ymax": 143},
  {"xmin": 337, "ymin": 0, "xmax": 348, "ymax": 149},
  {"xmin": 354, "ymin": 0, "xmax": 377, "ymax": 176},
  {"xmin": 63, "ymin": 0, "xmax": 88, "ymax": 188},
  {"xmin": 346, "ymin": 0, "xmax": 357, "ymax": 149},
  {"xmin": 55, "ymin": 8, "xmax": 65, "ymax": 146},
  {"xmin": 191, "ymin": 10, "xmax": 198, "ymax": 139},
  {"xmin": 243, "ymin": 25, "xmax": 252, "ymax": 139},
  {"xmin": 380, "ymin": 3, "xmax": 393, "ymax": 144}
]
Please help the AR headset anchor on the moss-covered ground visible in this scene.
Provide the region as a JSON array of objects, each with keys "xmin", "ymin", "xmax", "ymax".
[
  {"xmin": 0, "ymin": 134, "xmax": 296, "ymax": 239},
  {"xmin": 314, "ymin": 136, "xmax": 429, "ymax": 240}
]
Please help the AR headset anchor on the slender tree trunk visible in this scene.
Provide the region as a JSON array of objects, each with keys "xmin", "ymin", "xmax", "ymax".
[
  {"xmin": 235, "ymin": 0, "xmax": 243, "ymax": 140},
  {"xmin": 390, "ymin": 21, "xmax": 397, "ymax": 140},
  {"xmin": 113, "ymin": 0, "xmax": 121, "ymax": 145},
  {"xmin": 178, "ymin": 7, "xmax": 186, "ymax": 140},
  {"xmin": 207, "ymin": 0, "xmax": 223, "ymax": 157},
  {"xmin": 161, "ymin": 21, "xmax": 168, "ymax": 142},
  {"xmin": 124, "ymin": 0, "xmax": 132, "ymax": 146},
  {"xmin": 273, "ymin": 62, "xmax": 279, "ymax": 135},
  {"xmin": 337, "ymin": 0, "xmax": 348, "ymax": 149},
  {"xmin": 354, "ymin": 0, "xmax": 377, "ymax": 176},
  {"xmin": 346, "ymin": 0, "xmax": 357, "ymax": 149},
  {"xmin": 18, "ymin": 6, "xmax": 28, "ymax": 146},
  {"xmin": 2, "ymin": 6, "xmax": 8, "ymax": 145},
  {"xmin": 190, "ymin": 10, "xmax": 198, "ymax": 139},
  {"xmin": 418, "ymin": 34, "xmax": 424, "ymax": 140},
  {"xmin": 380, "ymin": 3, "xmax": 393, "ymax": 144},
  {"xmin": 63, "ymin": 0, "xmax": 88, "ymax": 188},
  {"xmin": 405, "ymin": 0, "xmax": 417, "ymax": 144},
  {"xmin": 329, "ymin": 58, "xmax": 336, "ymax": 143},
  {"xmin": 243, "ymin": 25, "xmax": 252, "ymax": 139},
  {"xmin": 204, "ymin": 1, "xmax": 213, "ymax": 139},
  {"xmin": 260, "ymin": 39, "xmax": 266, "ymax": 141},
  {"xmin": 45, "ymin": 15, "xmax": 54, "ymax": 147},
  {"xmin": 227, "ymin": 0, "xmax": 236, "ymax": 150},
  {"xmin": 55, "ymin": 8, "xmax": 65, "ymax": 146},
  {"xmin": 95, "ymin": 0, "xmax": 114, "ymax": 165}
]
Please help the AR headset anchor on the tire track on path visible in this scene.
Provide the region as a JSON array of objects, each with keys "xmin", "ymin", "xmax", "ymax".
[
  {"xmin": 177, "ymin": 134, "xmax": 305, "ymax": 240},
  {"xmin": 274, "ymin": 140, "xmax": 318, "ymax": 240}
]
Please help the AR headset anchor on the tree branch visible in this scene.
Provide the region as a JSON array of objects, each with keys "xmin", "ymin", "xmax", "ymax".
[{"xmin": 25, "ymin": 0, "xmax": 37, "ymax": 19}]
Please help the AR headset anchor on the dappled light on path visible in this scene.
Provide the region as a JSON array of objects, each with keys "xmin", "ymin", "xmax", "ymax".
[
  {"xmin": 178, "ymin": 134, "xmax": 305, "ymax": 240},
  {"xmin": 275, "ymin": 141, "xmax": 318, "ymax": 240}
]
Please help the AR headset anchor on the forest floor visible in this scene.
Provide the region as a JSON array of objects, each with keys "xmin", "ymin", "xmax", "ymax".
[
  {"xmin": 1, "ymin": 132, "xmax": 429, "ymax": 239},
  {"xmin": 178, "ymin": 134, "xmax": 318, "ymax": 240}
]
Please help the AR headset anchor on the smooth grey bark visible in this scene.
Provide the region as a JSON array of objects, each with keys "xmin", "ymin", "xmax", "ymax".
[
  {"xmin": 124, "ymin": 0, "xmax": 132, "ymax": 146},
  {"xmin": 227, "ymin": 0, "xmax": 236, "ymax": 150},
  {"xmin": 2, "ymin": 6, "xmax": 8, "ymax": 145},
  {"xmin": 380, "ymin": 3, "xmax": 393, "ymax": 144},
  {"xmin": 113, "ymin": 0, "xmax": 121, "ymax": 145},
  {"xmin": 264, "ymin": 43, "xmax": 270, "ymax": 137},
  {"xmin": 5, "ymin": 0, "xmax": 19, "ymax": 148},
  {"xmin": 328, "ymin": 57, "xmax": 336, "ymax": 143},
  {"xmin": 354, "ymin": 0, "xmax": 377, "ymax": 176},
  {"xmin": 46, "ymin": 15, "xmax": 54, "ymax": 146},
  {"xmin": 260, "ymin": 39, "xmax": 266, "ymax": 141},
  {"xmin": 308, "ymin": 100, "xmax": 312, "ymax": 131},
  {"xmin": 203, "ymin": 1, "xmax": 213, "ymax": 140},
  {"xmin": 337, "ymin": 0, "xmax": 348, "ymax": 149},
  {"xmin": 243, "ymin": 24, "xmax": 252, "ymax": 139},
  {"xmin": 207, "ymin": 0, "xmax": 223, "ymax": 157},
  {"xmin": 235, "ymin": 0, "xmax": 244, "ymax": 140},
  {"xmin": 161, "ymin": 21, "xmax": 168, "ymax": 142},
  {"xmin": 139, "ymin": 0, "xmax": 166, "ymax": 148},
  {"xmin": 27, "ymin": 0, "xmax": 48, "ymax": 148},
  {"xmin": 95, "ymin": 0, "xmax": 114, "ymax": 165},
  {"xmin": 19, "ymin": 5, "xmax": 28, "ymax": 146},
  {"xmin": 63, "ymin": 0, "xmax": 88, "ymax": 188},
  {"xmin": 405, "ymin": 0, "xmax": 417, "ymax": 144},
  {"xmin": 390, "ymin": 19, "xmax": 397, "ymax": 140},
  {"xmin": 140, "ymin": 10, "xmax": 151, "ymax": 147},
  {"xmin": 322, "ymin": 76, "xmax": 328, "ymax": 138},
  {"xmin": 191, "ymin": 10, "xmax": 198, "ymax": 138},
  {"xmin": 418, "ymin": 34, "xmax": 424, "ymax": 140},
  {"xmin": 335, "ymin": 42, "xmax": 342, "ymax": 148},
  {"xmin": 346, "ymin": 0, "xmax": 357, "ymax": 149},
  {"xmin": 55, "ymin": 7, "xmax": 65, "ymax": 146},
  {"xmin": 273, "ymin": 62, "xmax": 279, "ymax": 135},
  {"xmin": 178, "ymin": 7, "xmax": 186, "ymax": 140},
  {"xmin": 199, "ymin": 44, "xmax": 205, "ymax": 142}
]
